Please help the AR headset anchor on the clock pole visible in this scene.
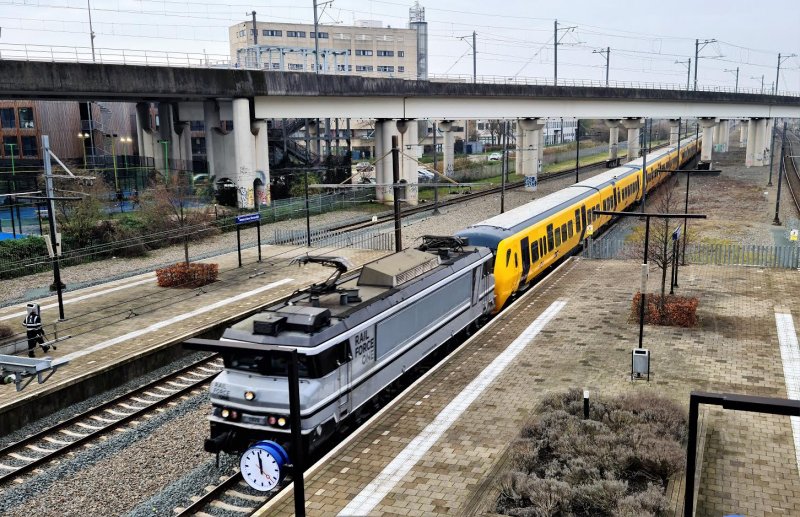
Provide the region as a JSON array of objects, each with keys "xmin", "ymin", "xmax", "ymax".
[{"xmin": 288, "ymin": 349, "xmax": 306, "ymax": 516}]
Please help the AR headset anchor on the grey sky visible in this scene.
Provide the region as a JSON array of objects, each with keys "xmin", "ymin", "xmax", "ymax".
[{"xmin": 1, "ymin": 0, "xmax": 798, "ymax": 92}]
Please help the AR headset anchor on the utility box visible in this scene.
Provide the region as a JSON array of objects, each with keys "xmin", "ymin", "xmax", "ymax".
[{"xmin": 631, "ymin": 348, "xmax": 650, "ymax": 381}]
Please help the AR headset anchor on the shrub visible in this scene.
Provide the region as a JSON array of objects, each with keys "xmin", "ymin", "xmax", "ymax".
[
  {"xmin": 631, "ymin": 292, "xmax": 699, "ymax": 327},
  {"xmin": 0, "ymin": 236, "xmax": 50, "ymax": 280},
  {"xmin": 496, "ymin": 390, "xmax": 687, "ymax": 516},
  {"xmin": 0, "ymin": 324, "xmax": 13, "ymax": 339},
  {"xmin": 156, "ymin": 262, "xmax": 218, "ymax": 288}
]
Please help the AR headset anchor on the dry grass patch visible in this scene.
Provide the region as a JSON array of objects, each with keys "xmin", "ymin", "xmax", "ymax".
[{"xmin": 496, "ymin": 389, "xmax": 686, "ymax": 517}]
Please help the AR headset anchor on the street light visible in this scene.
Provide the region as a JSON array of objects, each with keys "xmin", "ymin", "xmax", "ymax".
[
  {"xmin": 723, "ymin": 67, "xmax": 739, "ymax": 92},
  {"xmin": 77, "ymin": 132, "xmax": 90, "ymax": 169},
  {"xmin": 751, "ymin": 75, "xmax": 765, "ymax": 94}
]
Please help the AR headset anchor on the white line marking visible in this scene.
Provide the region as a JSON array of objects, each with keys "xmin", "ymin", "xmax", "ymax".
[
  {"xmin": 338, "ymin": 299, "xmax": 567, "ymax": 516},
  {"xmin": 774, "ymin": 311, "xmax": 800, "ymax": 476},
  {"xmin": 0, "ymin": 275, "xmax": 156, "ymax": 322},
  {"xmin": 59, "ymin": 278, "xmax": 293, "ymax": 362}
]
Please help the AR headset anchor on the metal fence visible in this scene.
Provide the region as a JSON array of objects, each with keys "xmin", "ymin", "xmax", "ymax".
[
  {"xmin": 585, "ymin": 239, "xmax": 800, "ymax": 269},
  {"xmin": 273, "ymin": 227, "xmax": 395, "ymax": 251}
]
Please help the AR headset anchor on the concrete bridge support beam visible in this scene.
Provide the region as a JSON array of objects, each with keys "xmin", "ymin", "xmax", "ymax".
[
  {"xmin": 745, "ymin": 119, "xmax": 757, "ymax": 167},
  {"xmin": 518, "ymin": 118, "xmax": 544, "ymax": 191},
  {"xmin": 764, "ymin": 118, "xmax": 774, "ymax": 160},
  {"xmin": 604, "ymin": 119, "xmax": 621, "ymax": 160},
  {"xmin": 232, "ymin": 97, "xmax": 258, "ymax": 208},
  {"xmin": 253, "ymin": 119, "xmax": 271, "ymax": 207},
  {"xmin": 135, "ymin": 102, "xmax": 155, "ymax": 170},
  {"xmin": 740, "ymin": 121, "xmax": 748, "ymax": 148},
  {"xmin": 699, "ymin": 117, "xmax": 718, "ymax": 164},
  {"xmin": 396, "ymin": 119, "xmax": 419, "ymax": 206},
  {"xmin": 439, "ymin": 120, "xmax": 455, "ymax": 178},
  {"xmin": 754, "ymin": 118, "xmax": 768, "ymax": 166},
  {"xmin": 374, "ymin": 119, "xmax": 400, "ymax": 203},
  {"xmin": 668, "ymin": 119, "xmax": 681, "ymax": 146},
  {"xmin": 719, "ymin": 120, "xmax": 730, "ymax": 152},
  {"xmin": 621, "ymin": 118, "xmax": 644, "ymax": 161},
  {"xmin": 202, "ymin": 100, "xmax": 219, "ymax": 179}
]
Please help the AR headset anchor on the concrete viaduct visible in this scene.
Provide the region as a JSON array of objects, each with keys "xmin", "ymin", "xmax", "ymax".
[{"xmin": 3, "ymin": 60, "xmax": 800, "ymax": 208}]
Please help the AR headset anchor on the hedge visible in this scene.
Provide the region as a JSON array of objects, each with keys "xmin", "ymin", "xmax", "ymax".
[
  {"xmin": 155, "ymin": 262, "xmax": 218, "ymax": 288},
  {"xmin": 0, "ymin": 236, "xmax": 50, "ymax": 280}
]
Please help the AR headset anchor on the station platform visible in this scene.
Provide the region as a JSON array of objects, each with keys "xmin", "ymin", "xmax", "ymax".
[
  {"xmin": 257, "ymin": 258, "xmax": 800, "ymax": 517},
  {"xmin": 0, "ymin": 244, "xmax": 388, "ymax": 433}
]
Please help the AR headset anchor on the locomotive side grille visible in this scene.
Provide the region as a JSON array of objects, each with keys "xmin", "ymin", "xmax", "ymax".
[{"xmin": 395, "ymin": 257, "xmax": 439, "ymax": 285}]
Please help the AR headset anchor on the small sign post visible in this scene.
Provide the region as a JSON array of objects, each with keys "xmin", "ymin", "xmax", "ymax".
[
  {"xmin": 235, "ymin": 213, "xmax": 262, "ymax": 267},
  {"xmin": 791, "ymin": 229, "xmax": 798, "ymax": 269},
  {"xmin": 585, "ymin": 224, "xmax": 594, "ymax": 259}
]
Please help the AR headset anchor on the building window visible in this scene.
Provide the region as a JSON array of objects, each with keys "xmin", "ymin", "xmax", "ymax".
[
  {"xmin": 21, "ymin": 136, "xmax": 38, "ymax": 157},
  {"xmin": 310, "ymin": 32, "xmax": 329, "ymax": 39},
  {"xmin": 377, "ymin": 50, "xmax": 394, "ymax": 57},
  {"xmin": 288, "ymin": 63, "xmax": 304, "ymax": 70},
  {"xmin": 272, "ymin": 63, "xmax": 281, "ymax": 70},
  {"xmin": 337, "ymin": 64, "xmax": 353, "ymax": 72},
  {"xmin": 238, "ymin": 30, "xmax": 245, "ymax": 37},
  {"xmin": 191, "ymin": 137, "xmax": 206, "ymax": 155},
  {"xmin": 262, "ymin": 29, "xmax": 282, "ymax": 37},
  {"xmin": 355, "ymin": 49, "xmax": 373, "ymax": 56},
  {"xmin": 3, "ymin": 136, "xmax": 18, "ymax": 156},
  {"xmin": 398, "ymin": 50, "xmax": 405, "ymax": 57},
  {"xmin": 190, "ymin": 121, "xmax": 205, "ymax": 131},
  {"xmin": 287, "ymin": 31, "xmax": 306, "ymax": 38},
  {"xmin": 18, "ymin": 107, "xmax": 34, "ymax": 128},
  {"xmin": 377, "ymin": 65, "xmax": 394, "ymax": 73},
  {"xmin": 0, "ymin": 108, "xmax": 15, "ymax": 129},
  {"xmin": 355, "ymin": 65, "xmax": 373, "ymax": 72},
  {"xmin": 398, "ymin": 66, "xmax": 405, "ymax": 73}
]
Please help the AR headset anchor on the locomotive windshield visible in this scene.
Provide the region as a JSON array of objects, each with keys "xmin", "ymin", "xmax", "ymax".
[{"xmin": 222, "ymin": 341, "xmax": 350, "ymax": 378}]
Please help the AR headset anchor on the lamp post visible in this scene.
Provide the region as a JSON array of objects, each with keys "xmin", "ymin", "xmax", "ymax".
[
  {"xmin": 77, "ymin": 132, "xmax": 90, "ymax": 169},
  {"xmin": 4, "ymin": 142, "xmax": 19, "ymax": 235},
  {"xmin": 107, "ymin": 133, "xmax": 120, "ymax": 191}
]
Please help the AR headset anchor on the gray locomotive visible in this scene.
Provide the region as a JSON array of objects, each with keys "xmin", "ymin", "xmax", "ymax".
[{"xmin": 188, "ymin": 236, "xmax": 495, "ymax": 456}]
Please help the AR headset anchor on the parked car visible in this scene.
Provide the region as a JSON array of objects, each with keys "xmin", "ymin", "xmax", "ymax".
[
  {"xmin": 417, "ymin": 167, "xmax": 435, "ymax": 182},
  {"xmin": 488, "ymin": 152, "xmax": 503, "ymax": 161}
]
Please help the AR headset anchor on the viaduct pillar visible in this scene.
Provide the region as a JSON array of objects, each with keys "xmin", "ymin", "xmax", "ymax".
[
  {"xmin": 745, "ymin": 118, "xmax": 757, "ymax": 167},
  {"xmin": 621, "ymin": 118, "xmax": 644, "ymax": 161},
  {"xmin": 754, "ymin": 118, "xmax": 768, "ymax": 166},
  {"xmin": 604, "ymin": 119, "xmax": 621, "ymax": 161},
  {"xmin": 439, "ymin": 120, "xmax": 455, "ymax": 178},
  {"xmin": 668, "ymin": 119, "xmax": 681, "ymax": 146},
  {"xmin": 518, "ymin": 118, "xmax": 544, "ymax": 191},
  {"xmin": 698, "ymin": 117, "xmax": 718, "ymax": 164}
]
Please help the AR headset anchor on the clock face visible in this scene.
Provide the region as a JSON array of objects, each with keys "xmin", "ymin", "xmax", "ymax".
[{"xmin": 240, "ymin": 446, "xmax": 281, "ymax": 491}]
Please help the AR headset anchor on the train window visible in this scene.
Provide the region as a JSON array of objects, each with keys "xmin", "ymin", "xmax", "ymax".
[
  {"xmin": 514, "ymin": 253, "xmax": 519, "ymax": 268},
  {"xmin": 561, "ymin": 224, "xmax": 567, "ymax": 242},
  {"xmin": 567, "ymin": 221, "xmax": 573, "ymax": 238},
  {"xmin": 225, "ymin": 351, "xmax": 311, "ymax": 378},
  {"xmin": 483, "ymin": 259, "xmax": 493, "ymax": 276},
  {"xmin": 555, "ymin": 228, "xmax": 561, "ymax": 247},
  {"xmin": 587, "ymin": 208, "xmax": 593, "ymax": 222},
  {"xmin": 505, "ymin": 249, "xmax": 512, "ymax": 267},
  {"xmin": 546, "ymin": 224, "xmax": 555, "ymax": 251},
  {"xmin": 531, "ymin": 241, "xmax": 539, "ymax": 262},
  {"xmin": 540, "ymin": 236, "xmax": 546, "ymax": 254}
]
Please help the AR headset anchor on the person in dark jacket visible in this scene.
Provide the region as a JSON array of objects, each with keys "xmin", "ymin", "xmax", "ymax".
[{"xmin": 23, "ymin": 303, "xmax": 49, "ymax": 358}]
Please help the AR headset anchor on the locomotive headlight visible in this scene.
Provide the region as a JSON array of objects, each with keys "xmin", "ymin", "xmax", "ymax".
[
  {"xmin": 221, "ymin": 408, "xmax": 231, "ymax": 418},
  {"xmin": 277, "ymin": 417, "xmax": 287, "ymax": 427},
  {"xmin": 244, "ymin": 391, "xmax": 256, "ymax": 401}
]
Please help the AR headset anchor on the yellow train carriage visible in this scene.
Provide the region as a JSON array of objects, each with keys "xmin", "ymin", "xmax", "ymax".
[{"xmin": 456, "ymin": 136, "xmax": 700, "ymax": 312}]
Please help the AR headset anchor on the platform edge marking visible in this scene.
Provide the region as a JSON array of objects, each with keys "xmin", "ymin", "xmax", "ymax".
[{"xmin": 774, "ymin": 311, "xmax": 800, "ymax": 477}]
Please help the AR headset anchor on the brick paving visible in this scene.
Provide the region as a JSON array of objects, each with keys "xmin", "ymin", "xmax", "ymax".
[
  {"xmin": 258, "ymin": 258, "xmax": 800, "ymax": 516},
  {"xmin": 0, "ymin": 244, "xmax": 388, "ymax": 412}
]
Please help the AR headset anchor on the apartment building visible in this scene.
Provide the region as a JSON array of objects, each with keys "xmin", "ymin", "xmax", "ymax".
[{"xmin": 230, "ymin": 19, "xmax": 419, "ymax": 80}]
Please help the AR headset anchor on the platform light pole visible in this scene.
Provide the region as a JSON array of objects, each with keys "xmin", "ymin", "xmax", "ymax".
[
  {"xmin": 158, "ymin": 139, "xmax": 170, "ymax": 181},
  {"xmin": 4, "ymin": 141, "xmax": 19, "ymax": 235},
  {"xmin": 772, "ymin": 122, "xmax": 788, "ymax": 226},
  {"xmin": 767, "ymin": 124, "xmax": 776, "ymax": 186},
  {"xmin": 693, "ymin": 38, "xmax": 717, "ymax": 90},
  {"xmin": 432, "ymin": 122, "xmax": 440, "ymax": 215},
  {"xmin": 595, "ymin": 210, "xmax": 706, "ymax": 350},
  {"xmin": 391, "ymin": 135, "xmax": 402, "ymax": 252}
]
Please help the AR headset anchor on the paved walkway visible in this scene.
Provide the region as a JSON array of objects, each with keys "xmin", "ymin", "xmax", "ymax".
[
  {"xmin": 257, "ymin": 258, "xmax": 800, "ymax": 516},
  {"xmin": 0, "ymin": 244, "xmax": 388, "ymax": 413}
]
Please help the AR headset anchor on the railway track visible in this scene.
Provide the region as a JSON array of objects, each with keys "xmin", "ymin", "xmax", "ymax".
[
  {"xmin": 0, "ymin": 355, "xmax": 223, "ymax": 486},
  {"xmin": 783, "ymin": 132, "xmax": 800, "ymax": 216}
]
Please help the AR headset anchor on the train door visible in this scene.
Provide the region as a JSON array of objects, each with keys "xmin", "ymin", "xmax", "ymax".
[
  {"xmin": 581, "ymin": 205, "xmax": 587, "ymax": 231},
  {"xmin": 519, "ymin": 237, "xmax": 531, "ymax": 283},
  {"xmin": 335, "ymin": 342, "xmax": 352, "ymax": 417}
]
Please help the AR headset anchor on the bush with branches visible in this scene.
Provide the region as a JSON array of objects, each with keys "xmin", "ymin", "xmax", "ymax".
[
  {"xmin": 156, "ymin": 262, "xmax": 218, "ymax": 288},
  {"xmin": 496, "ymin": 389, "xmax": 686, "ymax": 517}
]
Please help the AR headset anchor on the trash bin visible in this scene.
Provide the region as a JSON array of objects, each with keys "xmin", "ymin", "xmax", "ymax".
[{"xmin": 631, "ymin": 348, "xmax": 650, "ymax": 380}]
